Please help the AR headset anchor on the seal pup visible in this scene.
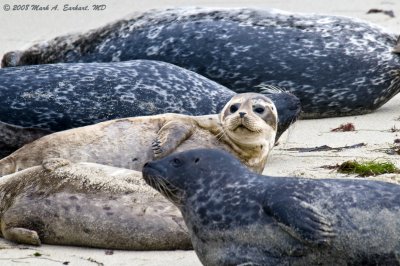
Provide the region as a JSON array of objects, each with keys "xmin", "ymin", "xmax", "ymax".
[
  {"xmin": 0, "ymin": 158, "xmax": 191, "ymax": 250},
  {"xmin": 0, "ymin": 60, "xmax": 299, "ymax": 140},
  {"xmin": 0, "ymin": 93, "xmax": 277, "ymax": 176},
  {"xmin": 143, "ymin": 149, "xmax": 400, "ymax": 265},
  {"xmin": 3, "ymin": 7, "xmax": 399, "ymax": 117}
]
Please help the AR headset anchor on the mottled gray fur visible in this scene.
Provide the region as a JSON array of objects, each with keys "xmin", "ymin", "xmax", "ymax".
[{"xmin": 143, "ymin": 149, "xmax": 400, "ymax": 265}]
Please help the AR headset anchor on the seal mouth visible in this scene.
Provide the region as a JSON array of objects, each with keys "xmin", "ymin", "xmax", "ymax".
[
  {"xmin": 142, "ymin": 163, "xmax": 182, "ymax": 204},
  {"xmin": 233, "ymin": 123, "xmax": 256, "ymax": 133}
]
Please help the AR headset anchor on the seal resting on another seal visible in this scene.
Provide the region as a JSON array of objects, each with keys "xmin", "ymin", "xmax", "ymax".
[
  {"xmin": 0, "ymin": 93, "xmax": 277, "ymax": 176},
  {"xmin": 3, "ymin": 7, "xmax": 399, "ymax": 117},
  {"xmin": 0, "ymin": 158, "xmax": 191, "ymax": 250},
  {"xmin": 143, "ymin": 148, "xmax": 400, "ymax": 265},
  {"xmin": 0, "ymin": 60, "xmax": 300, "ymax": 154}
]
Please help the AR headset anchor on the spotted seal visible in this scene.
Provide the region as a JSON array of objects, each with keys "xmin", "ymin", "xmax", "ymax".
[
  {"xmin": 0, "ymin": 158, "xmax": 191, "ymax": 249},
  {"xmin": 143, "ymin": 148, "xmax": 400, "ymax": 265},
  {"xmin": 0, "ymin": 93, "xmax": 277, "ymax": 176},
  {"xmin": 0, "ymin": 60, "xmax": 300, "ymax": 155},
  {"xmin": 3, "ymin": 7, "xmax": 399, "ymax": 117}
]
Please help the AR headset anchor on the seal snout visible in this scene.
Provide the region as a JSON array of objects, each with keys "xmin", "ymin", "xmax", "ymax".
[
  {"xmin": 239, "ymin": 112, "xmax": 246, "ymax": 118},
  {"xmin": 142, "ymin": 161, "xmax": 162, "ymax": 176}
]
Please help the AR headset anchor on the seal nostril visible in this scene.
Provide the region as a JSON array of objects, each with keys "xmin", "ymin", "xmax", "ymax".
[{"xmin": 239, "ymin": 112, "xmax": 246, "ymax": 118}]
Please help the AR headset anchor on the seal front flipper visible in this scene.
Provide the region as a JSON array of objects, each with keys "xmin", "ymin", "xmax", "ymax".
[
  {"xmin": 2, "ymin": 227, "xmax": 41, "ymax": 246},
  {"xmin": 262, "ymin": 197, "xmax": 335, "ymax": 246},
  {"xmin": 152, "ymin": 120, "xmax": 194, "ymax": 158}
]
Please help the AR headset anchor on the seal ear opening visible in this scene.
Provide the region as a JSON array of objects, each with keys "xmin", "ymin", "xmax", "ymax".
[{"xmin": 393, "ymin": 36, "xmax": 400, "ymax": 54}]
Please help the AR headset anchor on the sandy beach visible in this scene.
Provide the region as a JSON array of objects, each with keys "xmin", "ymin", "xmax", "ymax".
[{"xmin": 0, "ymin": 0, "xmax": 400, "ymax": 265}]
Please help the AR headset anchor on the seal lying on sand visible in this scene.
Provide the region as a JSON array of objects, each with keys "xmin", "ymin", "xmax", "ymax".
[
  {"xmin": 3, "ymin": 7, "xmax": 399, "ymax": 117},
  {"xmin": 0, "ymin": 60, "xmax": 299, "ymax": 143},
  {"xmin": 0, "ymin": 158, "xmax": 191, "ymax": 250},
  {"xmin": 143, "ymin": 148, "xmax": 400, "ymax": 265},
  {"xmin": 0, "ymin": 93, "xmax": 277, "ymax": 176}
]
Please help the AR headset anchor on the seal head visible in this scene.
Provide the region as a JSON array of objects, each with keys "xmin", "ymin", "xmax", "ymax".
[
  {"xmin": 220, "ymin": 93, "xmax": 277, "ymax": 148},
  {"xmin": 143, "ymin": 149, "xmax": 245, "ymax": 206}
]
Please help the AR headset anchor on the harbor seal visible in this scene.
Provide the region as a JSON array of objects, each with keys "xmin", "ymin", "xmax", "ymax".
[
  {"xmin": 0, "ymin": 60, "xmax": 299, "ymax": 142},
  {"xmin": 0, "ymin": 158, "xmax": 191, "ymax": 250},
  {"xmin": 143, "ymin": 148, "xmax": 400, "ymax": 265},
  {"xmin": 0, "ymin": 93, "xmax": 277, "ymax": 176},
  {"xmin": 3, "ymin": 7, "xmax": 399, "ymax": 117}
]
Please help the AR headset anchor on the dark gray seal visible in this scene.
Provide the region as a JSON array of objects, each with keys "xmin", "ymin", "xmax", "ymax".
[
  {"xmin": 143, "ymin": 148, "xmax": 400, "ymax": 265},
  {"xmin": 0, "ymin": 60, "xmax": 299, "ymax": 150},
  {"xmin": 3, "ymin": 7, "xmax": 400, "ymax": 117}
]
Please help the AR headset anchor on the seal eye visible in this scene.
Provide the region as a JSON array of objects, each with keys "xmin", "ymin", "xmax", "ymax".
[
  {"xmin": 254, "ymin": 107, "xmax": 265, "ymax": 114},
  {"xmin": 230, "ymin": 104, "xmax": 239, "ymax": 113},
  {"xmin": 171, "ymin": 158, "xmax": 183, "ymax": 167}
]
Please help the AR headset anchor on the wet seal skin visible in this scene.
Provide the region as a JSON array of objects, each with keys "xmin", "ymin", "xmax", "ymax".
[
  {"xmin": 0, "ymin": 93, "xmax": 277, "ymax": 176},
  {"xmin": 0, "ymin": 159, "xmax": 191, "ymax": 250},
  {"xmin": 0, "ymin": 60, "xmax": 300, "ymax": 154},
  {"xmin": 2, "ymin": 7, "xmax": 399, "ymax": 118},
  {"xmin": 143, "ymin": 148, "xmax": 400, "ymax": 265}
]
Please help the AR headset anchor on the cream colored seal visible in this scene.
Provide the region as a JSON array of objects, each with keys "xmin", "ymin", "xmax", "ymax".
[
  {"xmin": 0, "ymin": 93, "xmax": 277, "ymax": 176},
  {"xmin": 0, "ymin": 158, "xmax": 191, "ymax": 249}
]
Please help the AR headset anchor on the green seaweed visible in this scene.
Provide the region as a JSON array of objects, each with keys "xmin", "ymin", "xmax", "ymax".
[{"xmin": 337, "ymin": 160, "xmax": 400, "ymax": 177}]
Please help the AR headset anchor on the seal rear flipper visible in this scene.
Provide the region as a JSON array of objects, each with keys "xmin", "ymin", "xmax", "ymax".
[
  {"xmin": 152, "ymin": 120, "xmax": 194, "ymax": 158},
  {"xmin": 1, "ymin": 51, "xmax": 22, "ymax": 68},
  {"xmin": 2, "ymin": 227, "xmax": 41, "ymax": 246},
  {"xmin": 262, "ymin": 198, "xmax": 335, "ymax": 246}
]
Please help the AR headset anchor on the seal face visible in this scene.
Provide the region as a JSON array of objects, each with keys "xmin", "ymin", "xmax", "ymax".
[
  {"xmin": 0, "ymin": 159, "xmax": 191, "ymax": 250},
  {"xmin": 3, "ymin": 7, "xmax": 399, "ymax": 117},
  {"xmin": 220, "ymin": 93, "xmax": 277, "ymax": 147},
  {"xmin": 0, "ymin": 93, "xmax": 277, "ymax": 176},
  {"xmin": 0, "ymin": 60, "xmax": 300, "ymax": 151},
  {"xmin": 143, "ymin": 148, "xmax": 400, "ymax": 265}
]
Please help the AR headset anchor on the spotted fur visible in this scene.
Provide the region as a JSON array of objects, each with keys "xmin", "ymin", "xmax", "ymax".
[
  {"xmin": 3, "ymin": 7, "xmax": 399, "ymax": 117},
  {"xmin": 0, "ymin": 60, "xmax": 300, "ymax": 140},
  {"xmin": 144, "ymin": 149, "xmax": 400, "ymax": 265}
]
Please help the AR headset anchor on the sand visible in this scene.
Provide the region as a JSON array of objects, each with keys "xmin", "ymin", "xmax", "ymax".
[{"xmin": 0, "ymin": 0, "xmax": 400, "ymax": 265}]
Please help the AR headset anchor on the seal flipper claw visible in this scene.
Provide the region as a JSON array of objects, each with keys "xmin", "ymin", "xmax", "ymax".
[
  {"xmin": 263, "ymin": 198, "xmax": 335, "ymax": 246},
  {"xmin": 2, "ymin": 227, "xmax": 41, "ymax": 246},
  {"xmin": 153, "ymin": 120, "xmax": 194, "ymax": 158}
]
